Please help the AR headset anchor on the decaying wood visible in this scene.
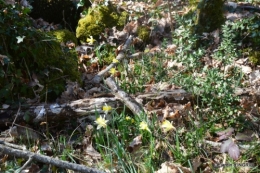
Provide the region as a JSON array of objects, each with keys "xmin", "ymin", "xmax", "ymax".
[
  {"xmin": 0, "ymin": 97, "xmax": 119, "ymax": 126},
  {"xmin": 0, "ymin": 89, "xmax": 191, "ymax": 126},
  {"xmin": 1, "ymin": 86, "xmax": 259, "ymax": 126},
  {"xmin": 136, "ymin": 89, "xmax": 191, "ymax": 104},
  {"xmin": 0, "ymin": 141, "xmax": 105, "ymax": 173}
]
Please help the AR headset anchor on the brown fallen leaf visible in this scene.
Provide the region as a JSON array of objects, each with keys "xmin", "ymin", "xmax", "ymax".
[
  {"xmin": 127, "ymin": 135, "xmax": 142, "ymax": 153},
  {"xmin": 156, "ymin": 162, "xmax": 191, "ymax": 173},
  {"xmin": 9, "ymin": 125, "xmax": 41, "ymax": 140}
]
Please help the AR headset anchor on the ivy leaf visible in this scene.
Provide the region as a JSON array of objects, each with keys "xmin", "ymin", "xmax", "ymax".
[
  {"xmin": 16, "ymin": 36, "xmax": 25, "ymax": 44},
  {"xmin": 77, "ymin": 1, "xmax": 84, "ymax": 9}
]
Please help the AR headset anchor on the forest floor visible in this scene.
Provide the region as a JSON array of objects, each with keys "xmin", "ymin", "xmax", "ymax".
[{"xmin": 1, "ymin": 0, "xmax": 260, "ymax": 173}]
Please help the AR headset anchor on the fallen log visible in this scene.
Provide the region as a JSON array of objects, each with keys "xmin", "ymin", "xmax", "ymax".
[
  {"xmin": 0, "ymin": 97, "xmax": 119, "ymax": 127},
  {"xmin": 0, "ymin": 89, "xmax": 191, "ymax": 127},
  {"xmin": 0, "ymin": 87, "xmax": 258, "ymax": 127}
]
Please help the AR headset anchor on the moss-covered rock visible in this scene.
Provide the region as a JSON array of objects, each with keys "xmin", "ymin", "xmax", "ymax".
[
  {"xmin": 194, "ymin": 0, "xmax": 225, "ymax": 34},
  {"xmin": 76, "ymin": 4, "xmax": 127, "ymax": 42},
  {"xmin": 49, "ymin": 29, "xmax": 78, "ymax": 45}
]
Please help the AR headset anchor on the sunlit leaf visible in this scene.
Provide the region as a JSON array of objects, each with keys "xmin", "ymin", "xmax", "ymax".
[
  {"xmin": 220, "ymin": 138, "xmax": 240, "ymax": 160},
  {"xmin": 228, "ymin": 142, "xmax": 240, "ymax": 160},
  {"xmin": 220, "ymin": 138, "xmax": 233, "ymax": 153}
]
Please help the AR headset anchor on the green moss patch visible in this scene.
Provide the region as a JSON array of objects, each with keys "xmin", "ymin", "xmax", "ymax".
[{"xmin": 76, "ymin": 4, "xmax": 127, "ymax": 42}]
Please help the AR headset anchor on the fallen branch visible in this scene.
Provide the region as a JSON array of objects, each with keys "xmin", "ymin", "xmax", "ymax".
[
  {"xmin": 92, "ymin": 35, "xmax": 133, "ymax": 83},
  {"xmin": 0, "ymin": 142, "xmax": 105, "ymax": 173},
  {"xmin": 105, "ymin": 77, "xmax": 144, "ymax": 115},
  {"xmin": 136, "ymin": 89, "xmax": 191, "ymax": 103}
]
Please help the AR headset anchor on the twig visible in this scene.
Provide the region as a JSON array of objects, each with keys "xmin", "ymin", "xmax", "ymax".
[
  {"xmin": 0, "ymin": 140, "xmax": 26, "ymax": 150},
  {"xmin": 15, "ymin": 156, "xmax": 33, "ymax": 173},
  {"xmin": 8, "ymin": 103, "xmax": 21, "ymax": 140},
  {"xmin": 0, "ymin": 143, "xmax": 105, "ymax": 173},
  {"xmin": 11, "ymin": 102, "xmax": 21, "ymax": 128}
]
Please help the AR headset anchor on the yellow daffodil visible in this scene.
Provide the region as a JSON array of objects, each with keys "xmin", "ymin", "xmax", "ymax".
[
  {"xmin": 126, "ymin": 116, "xmax": 135, "ymax": 123},
  {"xmin": 86, "ymin": 36, "xmax": 95, "ymax": 45},
  {"xmin": 95, "ymin": 116, "xmax": 108, "ymax": 129},
  {"xmin": 125, "ymin": 116, "xmax": 131, "ymax": 120},
  {"xmin": 161, "ymin": 120, "xmax": 175, "ymax": 133},
  {"xmin": 102, "ymin": 104, "xmax": 112, "ymax": 114},
  {"xmin": 139, "ymin": 121, "xmax": 151, "ymax": 133},
  {"xmin": 112, "ymin": 58, "xmax": 119, "ymax": 63},
  {"xmin": 109, "ymin": 68, "xmax": 117, "ymax": 75}
]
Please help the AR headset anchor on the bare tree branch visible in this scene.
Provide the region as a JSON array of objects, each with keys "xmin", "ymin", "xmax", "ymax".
[{"xmin": 0, "ymin": 143, "xmax": 105, "ymax": 173}]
